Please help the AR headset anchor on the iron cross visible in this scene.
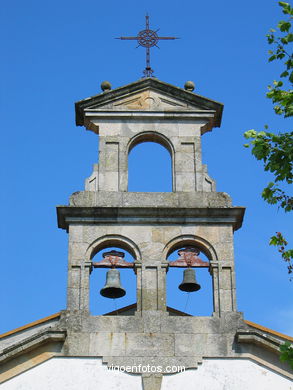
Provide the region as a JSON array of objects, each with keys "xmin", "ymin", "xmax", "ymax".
[{"xmin": 116, "ymin": 15, "xmax": 178, "ymax": 78}]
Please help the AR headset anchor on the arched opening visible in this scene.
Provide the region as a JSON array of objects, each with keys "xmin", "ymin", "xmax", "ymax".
[
  {"xmin": 166, "ymin": 246, "xmax": 213, "ymax": 316},
  {"xmin": 128, "ymin": 132, "xmax": 173, "ymax": 192},
  {"xmin": 90, "ymin": 246, "xmax": 136, "ymax": 316}
]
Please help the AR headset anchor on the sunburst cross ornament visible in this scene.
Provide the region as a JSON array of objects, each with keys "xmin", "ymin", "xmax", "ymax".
[{"xmin": 116, "ymin": 14, "xmax": 178, "ymax": 78}]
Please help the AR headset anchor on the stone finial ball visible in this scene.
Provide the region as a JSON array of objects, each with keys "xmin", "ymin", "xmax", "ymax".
[
  {"xmin": 184, "ymin": 81, "xmax": 195, "ymax": 92},
  {"xmin": 101, "ymin": 81, "xmax": 112, "ymax": 92}
]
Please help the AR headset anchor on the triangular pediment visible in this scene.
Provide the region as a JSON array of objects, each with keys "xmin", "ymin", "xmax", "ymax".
[
  {"xmin": 75, "ymin": 78, "xmax": 223, "ymax": 127},
  {"xmin": 86, "ymin": 89, "xmax": 207, "ymax": 111}
]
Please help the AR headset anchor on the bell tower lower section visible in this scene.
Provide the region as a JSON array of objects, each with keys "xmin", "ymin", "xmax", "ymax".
[{"xmin": 58, "ymin": 191, "xmax": 244, "ymax": 317}]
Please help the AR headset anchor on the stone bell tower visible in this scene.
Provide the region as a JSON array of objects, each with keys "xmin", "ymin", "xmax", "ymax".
[
  {"xmin": 2, "ymin": 78, "xmax": 292, "ymax": 389},
  {"xmin": 57, "ymin": 77, "xmax": 246, "ymax": 376},
  {"xmin": 58, "ymin": 78, "xmax": 244, "ymax": 319}
]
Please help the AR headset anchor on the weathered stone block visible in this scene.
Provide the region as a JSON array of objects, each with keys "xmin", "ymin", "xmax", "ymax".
[{"xmin": 125, "ymin": 333, "xmax": 175, "ymax": 357}]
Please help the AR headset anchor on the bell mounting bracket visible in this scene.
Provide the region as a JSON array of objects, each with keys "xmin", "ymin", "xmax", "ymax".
[
  {"xmin": 92, "ymin": 250, "xmax": 134, "ymax": 269},
  {"xmin": 168, "ymin": 247, "xmax": 209, "ymax": 268}
]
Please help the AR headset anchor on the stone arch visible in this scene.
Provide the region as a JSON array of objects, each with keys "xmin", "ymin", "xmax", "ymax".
[
  {"xmin": 127, "ymin": 131, "xmax": 175, "ymax": 156},
  {"xmin": 85, "ymin": 234, "xmax": 141, "ymax": 262},
  {"xmin": 163, "ymin": 234, "xmax": 218, "ymax": 262},
  {"xmin": 127, "ymin": 131, "xmax": 176, "ymax": 191}
]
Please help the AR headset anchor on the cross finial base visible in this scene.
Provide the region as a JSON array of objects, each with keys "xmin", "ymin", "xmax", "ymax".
[{"xmin": 143, "ymin": 67, "xmax": 155, "ymax": 78}]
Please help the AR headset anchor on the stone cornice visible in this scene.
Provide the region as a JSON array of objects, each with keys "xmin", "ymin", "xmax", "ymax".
[
  {"xmin": 0, "ymin": 329, "xmax": 66, "ymax": 364},
  {"xmin": 57, "ymin": 205, "xmax": 245, "ymax": 232},
  {"xmin": 236, "ymin": 330, "xmax": 285, "ymax": 354},
  {"xmin": 84, "ymin": 110, "xmax": 216, "ymax": 119}
]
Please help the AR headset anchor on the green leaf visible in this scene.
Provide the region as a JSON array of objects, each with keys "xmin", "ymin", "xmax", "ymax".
[
  {"xmin": 244, "ymin": 129, "xmax": 257, "ymax": 139},
  {"xmin": 268, "ymin": 36, "xmax": 274, "ymax": 44},
  {"xmin": 278, "ymin": 21, "xmax": 291, "ymax": 32},
  {"xmin": 270, "ymin": 236, "xmax": 278, "ymax": 246},
  {"xmin": 277, "ymin": 53, "xmax": 285, "ymax": 59},
  {"xmin": 257, "ymin": 131, "xmax": 267, "ymax": 136},
  {"xmin": 274, "ymin": 105, "xmax": 283, "ymax": 114}
]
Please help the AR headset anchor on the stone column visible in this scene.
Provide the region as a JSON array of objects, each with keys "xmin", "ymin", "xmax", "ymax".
[
  {"xmin": 174, "ymin": 139, "xmax": 196, "ymax": 192},
  {"xmin": 136, "ymin": 264, "xmax": 167, "ymax": 313},
  {"xmin": 66, "ymin": 227, "xmax": 91, "ymax": 312},
  {"xmin": 194, "ymin": 134, "xmax": 203, "ymax": 191},
  {"xmin": 79, "ymin": 262, "xmax": 91, "ymax": 311},
  {"xmin": 119, "ymin": 138, "xmax": 129, "ymax": 192},
  {"xmin": 98, "ymin": 137, "xmax": 120, "ymax": 191},
  {"xmin": 67, "ymin": 264, "xmax": 81, "ymax": 311},
  {"xmin": 210, "ymin": 262, "xmax": 219, "ymax": 314},
  {"xmin": 210, "ymin": 261, "xmax": 236, "ymax": 315},
  {"xmin": 66, "ymin": 262, "xmax": 91, "ymax": 312}
]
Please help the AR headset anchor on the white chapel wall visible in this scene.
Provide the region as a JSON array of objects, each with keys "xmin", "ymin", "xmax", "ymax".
[
  {"xmin": 1, "ymin": 357, "xmax": 292, "ymax": 390},
  {"xmin": 0, "ymin": 357, "xmax": 141, "ymax": 390},
  {"xmin": 162, "ymin": 359, "xmax": 292, "ymax": 390}
]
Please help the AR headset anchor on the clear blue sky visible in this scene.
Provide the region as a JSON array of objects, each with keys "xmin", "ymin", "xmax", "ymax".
[{"xmin": 0, "ymin": 0, "xmax": 292, "ymax": 335}]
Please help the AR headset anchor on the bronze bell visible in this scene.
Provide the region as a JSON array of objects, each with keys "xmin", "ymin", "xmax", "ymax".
[
  {"xmin": 100, "ymin": 269, "xmax": 126, "ymax": 299},
  {"xmin": 179, "ymin": 268, "xmax": 201, "ymax": 292}
]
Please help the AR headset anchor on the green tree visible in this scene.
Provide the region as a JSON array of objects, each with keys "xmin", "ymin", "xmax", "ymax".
[{"xmin": 244, "ymin": 1, "xmax": 293, "ymax": 278}]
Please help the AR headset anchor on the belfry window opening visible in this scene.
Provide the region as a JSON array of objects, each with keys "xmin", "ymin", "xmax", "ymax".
[
  {"xmin": 167, "ymin": 246, "xmax": 213, "ymax": 316},
  {"xmin": 90, "ymin": 247, "xmax": 136, "ymax": 316},
  {"xmin": 128, "ymin": 140, "xmax": 173, "ymax": 192}
]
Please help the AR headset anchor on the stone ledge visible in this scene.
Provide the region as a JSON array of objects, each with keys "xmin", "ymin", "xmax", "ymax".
[
  {"xmin": 0, "ymin": 330, "xmax": 66, "ymax": 364},
  {"xmin": 57, "ymin": 205, "xmax": 245, "ymax": 232},
  {"xmin": 236, "ymin": 331, "xmax": 283, "ymax": 354},
  {"xmin": 69, "ymin": 191, "xmax": 233, "ymax": 208}
]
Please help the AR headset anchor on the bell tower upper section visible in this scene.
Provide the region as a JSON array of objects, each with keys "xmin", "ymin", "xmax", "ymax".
[{"xmin": 75, "ymin": 78, "xmax": 223, "ymax": 193}]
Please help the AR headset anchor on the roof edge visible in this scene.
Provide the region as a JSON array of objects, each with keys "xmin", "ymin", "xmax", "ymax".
[
  {"xmin": 0, "ymin": 312, "xmax": 61, "ymax": 340},
  {"xmin": 244, "ymin": 319, "xmax": 293, "ymax": 342}
]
